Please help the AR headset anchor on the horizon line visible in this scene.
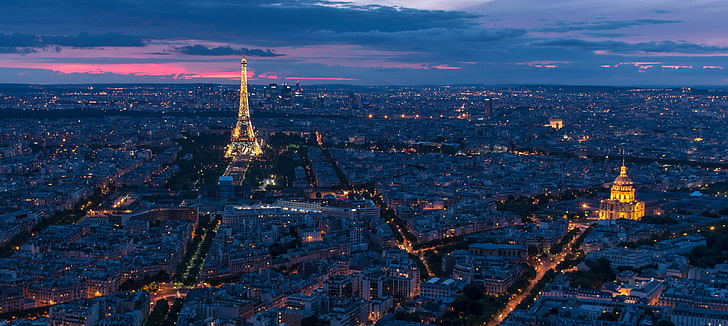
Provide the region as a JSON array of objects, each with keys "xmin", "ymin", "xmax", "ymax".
[{"xmin": 0, "ymin": 82, "xmax": 727, "ymax": 90}]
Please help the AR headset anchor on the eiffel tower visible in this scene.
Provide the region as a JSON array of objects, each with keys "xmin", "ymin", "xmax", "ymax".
[
  {"xmin": 226, "ymin": 58, "xmax": 262, "ymax": 157},
  {"xmin": 223, "ymin": 58, "xmax": 262, "ymax": 186}
]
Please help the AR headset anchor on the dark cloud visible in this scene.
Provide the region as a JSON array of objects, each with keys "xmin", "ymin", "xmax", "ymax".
[
  {"xmin": 0, "ymin": 33, "xmax": 43, "ymax": 47},
  {"xmin": 42, "ymin": 33, "xmax": 144, "ymax": 47},
  {"xmin": 331, "ymin": 27, "xmax": 528, "ymax": 43},
  {"xmin": 243, "ymin": 48, "xmax": 284, "ymax": 57},
  {"xmin": 174, "ymin": 45, "xmax": 245, "ymax": 56},
  {"xmin": 0, "ymin": 1, "xmax": 494, "ymax": 69},
  {"xmin": 0, "ymin": 0, "xmax": 479, "ymax": 45},
  {"xmin": 583, "ymin": 32, "xmax": 634, "ymax": 38},
  {"xmin": 540, "ymin": 19, "xmax": 681, "ymax": 33},
  {"xmin": 0, "ymin": 47, "xmax": 37, "ymax": 54},
  {"xmin": 0, "ymin": 34, "xmax": 41, "ymax": 54},
  {"xmin": 312, "ymin": 27, "xmax": 528, "ymax": 56},
  {"xmin": 533, "ymin": 39, "xmax": 728, "ymax": 54},
  {"xmin": 173, "ymin": 45, "xmax": 284, "ymax": 57},
  {"xmin": 0, "ymin": 32, "xmax": 144, "ymax": 48}
]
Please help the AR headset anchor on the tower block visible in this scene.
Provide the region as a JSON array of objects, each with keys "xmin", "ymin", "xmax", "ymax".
[{"xmin": 226, "ymin": 58, "xmax": 262, "ymax": 158}]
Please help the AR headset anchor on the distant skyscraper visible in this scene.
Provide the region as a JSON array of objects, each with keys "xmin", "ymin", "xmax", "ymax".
[
  {"xmin": 348, "ymin": 92, "xmax": 361, "ymax": 110},
  {"xmin": 294, "ymin": 81, "xmax": 304, "ymax": 106},
  {"xmin": 264, "ymin": 83, "xmax": 278, "ymax": 101},
  {"xmin": 280, "ymin": 84, "xmax": 293, "ymax": 107},
  {"xmin": 194, "ymin": 84, "xmax": 214, "ymax": 106},
  {"xmin": 484, "ymin": 98, "xmax": 492, "ymax": 119},
  {"xmin": 599, "ymin": 163, "xmax": 645, "ymax": 220}
]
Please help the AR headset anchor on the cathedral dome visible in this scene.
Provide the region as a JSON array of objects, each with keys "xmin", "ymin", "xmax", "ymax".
[
  {"xmin": 600, "ymin": 163, "xmax": 645, "ymax": 220},
  {"xmin": 613, "ymin": 165, "xmax": 633, "ymax": 186}
]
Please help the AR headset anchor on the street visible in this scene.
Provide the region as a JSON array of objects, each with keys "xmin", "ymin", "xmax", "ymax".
[{"xmin": 487, "ymin": 225, "xmax": 586, "ymax": 325}]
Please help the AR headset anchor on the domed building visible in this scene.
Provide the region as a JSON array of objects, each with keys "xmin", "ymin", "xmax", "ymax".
[{"xmin": 598, "ymin": 164, "xmax": 645, "ymax": 220}]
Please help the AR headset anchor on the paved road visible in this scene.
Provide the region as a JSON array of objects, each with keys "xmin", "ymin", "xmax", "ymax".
[
  {"xmin": 487, "ymin": 262, "xmax": 557, "ymax": 326},
  {"xmin": 487, "ymin": 226, "xmax": 586, "ymax": 326},
  {"xmin": 150, "ymin": 283, "xmax": 190, "ymax": 303}
]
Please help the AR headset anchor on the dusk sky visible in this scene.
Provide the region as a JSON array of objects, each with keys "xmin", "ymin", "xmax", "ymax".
[{"xmin": 1, "ymin": 0, "xmax": 727, "ymax": 86}]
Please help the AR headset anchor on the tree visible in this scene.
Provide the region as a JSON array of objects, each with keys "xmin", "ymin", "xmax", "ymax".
[
  {"xmin": 145, "ymin": 299, "xmax": 168, "ymax": 326},
  {"xmin": 592, "ymin": 257, "xmax": 616, "ymax": 278},
  {"xmin": 569, "ymin": 258, "xmax": 615, "ymax": 289},
  {"xmin": 163, "ymin": 298, "xmax": 185, "ymax": 325},
  {"xmin": 462, "ymin": 284, "xmax": 485, "ymax": 300}
]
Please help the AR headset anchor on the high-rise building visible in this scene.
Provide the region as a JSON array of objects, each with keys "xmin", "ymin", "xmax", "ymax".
[
  {"xmin": 325, "ymin": 275, "xmax": 354, "ymax": 298},
  {"xmin": 484, "ymin": 98, "xmax": 492, "ymax": 119},
  {"xmin": 293, "ymin": 81, "xmax": 304, "ymax": 106},
  {"xmin": 264, "ymin": 83, "xmax": 278, "ymax": 101},
  {"xmin": 598, "ymin": 164, "xmax": 645, "ymax": 220},
  {"xmin": 280, "ymin": 84, "xmax": 293, "ymax": 102}
]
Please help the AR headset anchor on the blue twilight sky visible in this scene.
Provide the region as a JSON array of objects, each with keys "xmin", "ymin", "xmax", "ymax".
[{"xmin": 0, "ymin": 0, "xmax": 726, "ymax": 86}]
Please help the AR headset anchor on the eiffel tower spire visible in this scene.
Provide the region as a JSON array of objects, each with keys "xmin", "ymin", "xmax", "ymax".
[{"xmin": 226, "ymin": 58, "xmax": 262, "ymax": 157}]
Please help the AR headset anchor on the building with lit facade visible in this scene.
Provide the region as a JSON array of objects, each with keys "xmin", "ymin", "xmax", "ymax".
[
  {"xmin": 548, "ymin": 118, "xmax": 564, "ymax": 130},
  {"xmin": 671, "ymin": 306, "xmax": 728, "ymax": 326},
  {"xmin": 598, "ymin": 164, "xmax": 645, "ymax": 220},
  {"xmin": 420, "ymin": 277, "xmax": 459, "ymax": 302}
]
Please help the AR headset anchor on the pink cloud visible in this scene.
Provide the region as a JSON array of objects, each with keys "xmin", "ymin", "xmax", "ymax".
[
  {"xmin": 703, "ymin": 65, "xmax": 725, "ymax": 69},
  {"xmin": 12, "ymin": 63, "xmax": 189, "ymax": 76},
  {"xmin": 516, "ymin": 61, "xmax": 570, "ymax": 68},
  {"xmin": 185, "ymin": 71, "xmax": 250, "ymax": 80},
  {"xmin": 0, "ymin": 40, "xmax": 284, "ymax": 80},
  {"xmin": 601, "ymin": 63, "xmax": 665, "ymax": 71},
  {"xmin": 257, "ymin": 73, "xmax": 280, "ymax": 79},
  {"xmin": 431, "ymin": 64, "xmax": 461, "ymax": 70},
  {"xmin": 284, "ymin": 77, "xmax": 358, "ymax": 81},
  {"xmin": 595, "ymin": 50, "xmax": 728, "ymax": 57},
  {"xmin": 661, "ymin": 65, "xmax": 693, "ymax": 69},
  {"xmin": 651, "ymin": 53, "xmax": 728, "ymax": 57},
  {"xmin": 605, "ymin": 62, "xmax": 705, "ymax": 72},
  {"xmin": 613, "ymin": 62, "xmax": 662, "ymax": 72},
  {"xmin": 619, "ymin": 62, "xmax": 663, "ymax": 66},
  {"xmin": 0, "ymin": 59, "xmax": 266, "ymax": 81}
]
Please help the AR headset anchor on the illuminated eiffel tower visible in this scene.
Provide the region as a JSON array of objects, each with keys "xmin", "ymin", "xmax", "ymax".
[
  {"xmin": 223, "ymin": 58, "xmax": 262, "ymax": 186},
  {"xmin": 226, "ymin": 58, "xmax": 262, "ymax": 157}
]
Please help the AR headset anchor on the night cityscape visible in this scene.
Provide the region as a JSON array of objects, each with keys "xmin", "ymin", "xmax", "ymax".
[{"xmin": 2, "ymin": 1, "xmax": 728, "ymax": 326}]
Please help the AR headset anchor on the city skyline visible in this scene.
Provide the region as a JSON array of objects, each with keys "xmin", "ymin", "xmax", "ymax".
[
  {"xmin": 2, "ymin": 78, "xmax": 728, "ymax": 325},
  {"xmin": 1, "ymin": 0, "xmax": 727, "ymax": 86}
]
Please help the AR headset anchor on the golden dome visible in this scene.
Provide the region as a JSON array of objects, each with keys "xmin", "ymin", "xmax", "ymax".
[{"xmin": 613, "ymin": 165, "xmax": 633, "ymax": 186}]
